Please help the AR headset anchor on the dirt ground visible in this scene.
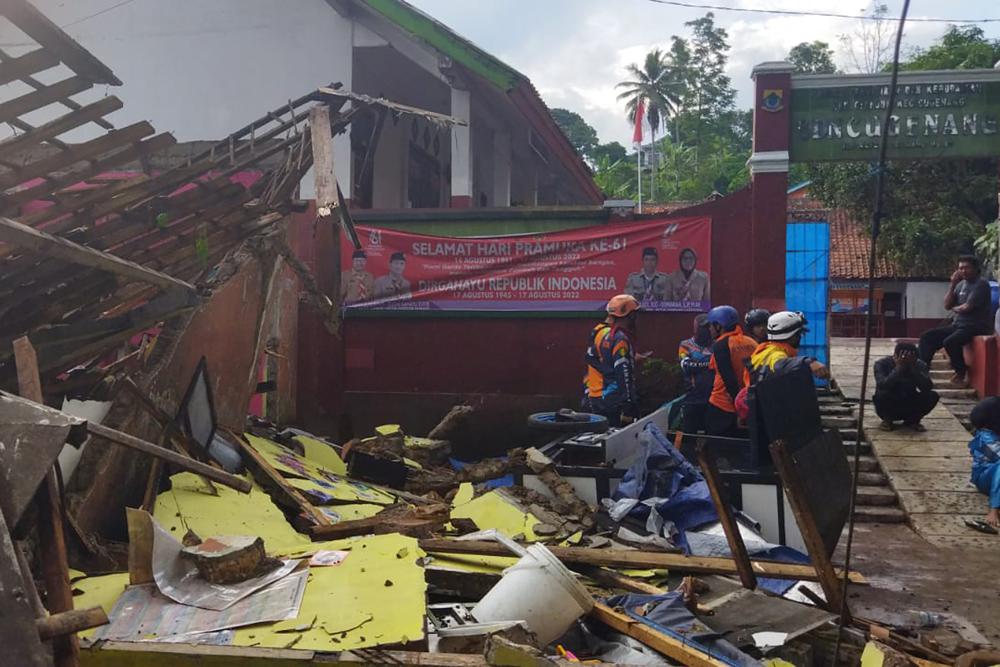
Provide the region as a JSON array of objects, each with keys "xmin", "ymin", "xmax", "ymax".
[{"xmin": 836, "ymin": 522, "xmax": 1000, "ymax": 647}]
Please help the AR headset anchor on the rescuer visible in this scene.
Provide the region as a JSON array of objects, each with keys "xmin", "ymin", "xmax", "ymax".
[
  {"xmin": 583, "ymin": 294, "xmax": 640, "ymax": 427},
  {"xmin": 705, "ymin": 305, "xmax": 756, "ymax": 437}
]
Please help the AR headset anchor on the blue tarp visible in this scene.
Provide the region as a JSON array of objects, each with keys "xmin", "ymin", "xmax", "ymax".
[{"xmin": 612, "ymin": 423, "xmax": 718, "ymax": 548}]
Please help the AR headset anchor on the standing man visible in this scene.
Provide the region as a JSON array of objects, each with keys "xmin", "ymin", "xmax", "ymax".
[
  {"xmin": 374, "ymin": 251, "xmax": 412, "ymax": 299},
  {"xmin": 705, "ymin": 305, "xmax": 756, "ymax": 437},
  {"xmin": 918, "ymin": 255, "xmax": 993, "ymax": 386},
  {"xmin": 583, "ymin": 295, "xmax": 640, "ymax": 427},
  {"xmin": 342, "ymin": 249, "xmax": 375, "ymax": 304},
  {"xmin": 625, "ymin": 247, "xmax": 668, "ymax": 301},
  {"xmin": 678, "ymin": 313, "xmax": 714, "ymax": 433},
  {"xmin": 873, "ymin": 342, "xmax": 938, "ymax": 432},
  {"xmin": 665, "ymin": 248, "xmax": 711, "ymax": 303}
]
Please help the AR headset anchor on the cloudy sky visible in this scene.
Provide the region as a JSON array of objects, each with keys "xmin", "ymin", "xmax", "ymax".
[{"xmin": 409, "ymin": 0, "xmax": 1000, "ymax": 146}]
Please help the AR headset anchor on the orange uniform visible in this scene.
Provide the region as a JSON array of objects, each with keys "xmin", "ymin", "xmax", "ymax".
[{"xmin": 708, "ymin": 326, "xmax": 758, "ymax": 413}]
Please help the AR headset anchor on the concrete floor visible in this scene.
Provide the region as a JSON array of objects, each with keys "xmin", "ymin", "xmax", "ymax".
[{"xmin": 836, "ymin": 522, "xmax": 1000, "ymax": 647}]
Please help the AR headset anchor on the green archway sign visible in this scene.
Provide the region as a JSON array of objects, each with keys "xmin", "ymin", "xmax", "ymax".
[{"xmin": 789, "ymin": 69, "xmax": 1000, "ymax": 162}]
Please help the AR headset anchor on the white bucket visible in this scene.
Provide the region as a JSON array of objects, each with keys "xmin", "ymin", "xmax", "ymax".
[{"xmin": 471, "ymin": 543, "xmax": 594, "ymax": 646}]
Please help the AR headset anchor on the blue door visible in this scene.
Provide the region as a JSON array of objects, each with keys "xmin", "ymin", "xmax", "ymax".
[{"xmin": 785, "ymin": 222, "xmax": 830, "ymax": 368}]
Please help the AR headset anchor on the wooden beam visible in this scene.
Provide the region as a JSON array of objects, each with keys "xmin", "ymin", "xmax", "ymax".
[
  {"xmin": 0, "ymin": 48, "xmax": 59, "ymax": 86},
  {"xmin": 0, "ymin": 120, "xmax": 154, "ymax": 191},
  {"xmin": 1, "ymin": 0, "xmax": 122, "ymax": 85},
  {"xmin": 770, "ymin": 439, "xmax": 845, "ymax": 614},
  {"xmin": 418, "ymin": 539, "xmax": 866, "ymax": 583},
  {"xmin": 0, "ymin": 96, "xmax": 123, "ymax": 156},
  {"xmin": 13, "ymin": 336, "xmax": 79, "ymax": 667},
  {"xmin": 0, "ymin": 502, "xmax": 48, "ymax": 667},
  {"xmin": 591, "ymin": 603, "xmax": 731, "ymax": 667},
  {"xmin": 36, "ymin": 607, "xmax": 108, "ymax": 641},
  {"xmin": 86, "ymin": 422, "xmax": 251, "ymax": 493},
  {"xmin": 0, "ymin": 76, "xmax": 92, "ymax": 125},
  {"xmin": 0, "ymin": 216, "xmax": 197, "ymax": 293},
  {"xmin": 234, "ymin": 434, "xmax": 333, "ymax": 528},
  {"xmin": 697, "ymin": 442, "xmax": 757, "ymax": 590}
]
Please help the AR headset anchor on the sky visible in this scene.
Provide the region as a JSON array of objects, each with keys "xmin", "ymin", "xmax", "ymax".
[{"xmin": 408, "ymin": 0, "xmax": 1000, "ymax": 147}]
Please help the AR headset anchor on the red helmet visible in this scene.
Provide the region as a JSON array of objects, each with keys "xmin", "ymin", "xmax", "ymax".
[{"xmin": 606, "ymin": 294, "xmax": 640, "ymax": 318}]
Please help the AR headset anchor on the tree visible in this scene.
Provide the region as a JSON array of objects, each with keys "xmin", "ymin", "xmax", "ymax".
[
  {"xmin": 838, "ymin": 3, "xmax": 893, "ymax": 73},
  {"xmin": 550, "ymin": 108, "xmax": 599, "ymax": 161},
  {"xmin": 903, "ymin": 25, "xmax": 1000, "ymax": 70},
  {"xmin": 616, "ymin": 48, "xmax": 684, "ymax": 200},
  {"xmin": 788, "ymin": 41, "xmax": 837, "ymax": 74},
  {"xmin": 592, "ymin": 141, "xmax": 627, "ymax": 164}
]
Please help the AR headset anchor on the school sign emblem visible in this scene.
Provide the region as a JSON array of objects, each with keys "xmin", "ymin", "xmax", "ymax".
[{"xmin": 761, "ymin": 88, "xmax": 784, "ymax": 113}]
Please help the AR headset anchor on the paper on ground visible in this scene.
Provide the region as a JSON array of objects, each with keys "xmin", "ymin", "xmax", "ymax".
[
  {"xmin": 152, "ymin": 519, "xmax": 298, "ymax": 610},
  {"xmin": 96, "ymin": 569, "xmax": 308, "ymax": 641}
]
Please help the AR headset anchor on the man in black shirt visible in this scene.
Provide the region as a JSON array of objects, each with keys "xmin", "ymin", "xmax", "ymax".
[
  {"xmin": 918, "ymin": 255, "xmax": 993, "ymax": 386},
  {"xmin": 874, "ymin": 342, "xmax": 939, "ymax": 431}
]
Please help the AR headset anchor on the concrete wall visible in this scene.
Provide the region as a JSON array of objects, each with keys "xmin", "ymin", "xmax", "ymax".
[{"xmin": 295, "ymin": 189, "xmax": 759, "ymax": 441}]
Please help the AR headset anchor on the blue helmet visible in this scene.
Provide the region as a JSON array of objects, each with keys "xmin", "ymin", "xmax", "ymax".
[{"xmin": 706, "ymin": 305, "xmax": 739, "ymax": 330}]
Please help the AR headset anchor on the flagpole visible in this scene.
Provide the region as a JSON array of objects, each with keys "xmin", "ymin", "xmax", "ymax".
[{"xmin": 637, "ymin": 144, "xmax": 642, "ymax": 214}]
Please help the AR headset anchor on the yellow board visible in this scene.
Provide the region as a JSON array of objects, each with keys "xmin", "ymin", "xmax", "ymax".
[
  {"xmin": 317, "ymin": 503, "xmax": 385, "ymax": 523},
  {"xmin": 71, "ymin": 572, "xmax": 129, "ymax": 638},
  {"xmin": 231, "ymin": 534, "xmax": 426, "ymax": 651},
  {"xmin": 244, "ymin": 434, "xmax": 327, "ymax": 480},
  {"xmin": 451, "ymin": 482, "xmax": 475, "ymax": 507},
  {"xmin": 286, "ymin": 477, "xmax": 394, "ymax": 506},
  {"xmin": 293, "ymin": 435, "xmax": 347, "ymax": 476},
  {"xmin": 449, "ymin": 489, "xmax": 539, "ymax": 542},
  {"xmin": 153, "ymin": 472, "xmax": 312, "ymax": 556}
]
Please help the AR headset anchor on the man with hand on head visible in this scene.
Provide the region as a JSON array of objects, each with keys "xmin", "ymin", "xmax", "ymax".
[{"xmin": 873, "ymin": 341, "xmax": 938, "ymax": 432}]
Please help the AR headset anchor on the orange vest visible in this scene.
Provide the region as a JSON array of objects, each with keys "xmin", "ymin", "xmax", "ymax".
[{"xmin": 708, "ymin": 327, "xmax": 758, "ymax": 413}]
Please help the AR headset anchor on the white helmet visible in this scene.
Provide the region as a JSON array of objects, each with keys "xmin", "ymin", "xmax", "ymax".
[{"xmin": 767, "ymin": 311, "xmax": 808, "ymax": 341}]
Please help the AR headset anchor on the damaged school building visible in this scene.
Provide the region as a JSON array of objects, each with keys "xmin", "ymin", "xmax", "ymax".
[{"xmin": 2, "ymin": 1, "xmax": 999, "ymax": 666}]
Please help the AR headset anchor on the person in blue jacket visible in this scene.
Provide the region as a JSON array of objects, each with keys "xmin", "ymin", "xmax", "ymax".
[{"xmin": 968, "ymin": 397, "xmax": 1000, "ymax": 529}]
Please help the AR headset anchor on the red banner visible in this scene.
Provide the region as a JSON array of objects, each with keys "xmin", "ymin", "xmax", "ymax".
[{"xmin": 339, "ymin": 216, "xmax": 711, "ymax": 312}]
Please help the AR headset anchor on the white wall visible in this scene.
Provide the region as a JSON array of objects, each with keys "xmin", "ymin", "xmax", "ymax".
[
  {"xmin": 11, "ymin": 0, "xmax": 353, "ymax": 141},
  {"xmin": 905, "ymin": 281, "xmax": 950, "ymax": 319}
]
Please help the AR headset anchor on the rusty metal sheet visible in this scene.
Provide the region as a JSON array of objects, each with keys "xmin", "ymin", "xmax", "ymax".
[{"xmin": 0, "ymin": 391, "xmax": 86, "ymax": 525}]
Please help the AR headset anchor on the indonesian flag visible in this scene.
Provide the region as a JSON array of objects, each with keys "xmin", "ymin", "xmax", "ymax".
[{"xmin": 632, "ymin": 98, "xmax": 645, "ymax": 145}]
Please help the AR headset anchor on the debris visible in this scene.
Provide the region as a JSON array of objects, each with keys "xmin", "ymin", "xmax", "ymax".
[
  {"xmin": 524, "ymin": 447, "xmax": 595, "ymax": 528},
  {"xmin": 180, "ymin": 535, "xmax": 276, "ymax": 585},
  {"xmin": 309, "ymin": 550, "xmax": 350, "ymax": 567},
  {"xmin": 309, "ymin": 503, "xmax": 450, "ymax": 540},
  {"xmin": 428, "ymin": 404, "xmax": 476, "ymax": 441}
]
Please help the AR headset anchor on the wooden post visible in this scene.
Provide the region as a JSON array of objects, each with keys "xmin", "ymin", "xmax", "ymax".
[
  {"xmin": 696, "ymin": 442, "xmax": 757, "ymax": 590},
  {"xmin": 769, "ymin": 439, "xmax": 845, "ymax": 614},
  {"xmin": 309, "ymin": 104, "xmax": 341, "ymax": 319},
  {"xmin": 13, "ymin": 336, "xmax": 79, "ymax": 667}
]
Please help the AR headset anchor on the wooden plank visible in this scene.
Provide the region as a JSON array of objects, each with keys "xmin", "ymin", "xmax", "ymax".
[
  {"xmin": 0, "ymin": 75, "xmax": 92, "ymax": 125},
  {"xmin": 0, "ymin": 48, "xmax": 59, "ymax": 85},
  {"xmin": 86, "ymin": 641, "xmax": 491, "ymax": 665},
  {"xmin": 590, "ymin": 603, "xmax": 731, "ymax": 667},
  {"xmin": 0, "ymin": 96, "xmax": 122, "ymax": 156},
  {"xmin": 86, "ymin": 421, "xmax": 251, "ymax": 493},
  {"xmin": 13, "ymin": 336, "xmax": 79, "ymax": 667},
  {"xmin": 769, "ymin": 439, "xmax": 845, "ymax": 614},
  {"xmin": 697, "ymin": 442, "xmax": 756, "ymax": 590},
  {"xmin": 417, "ymin": 539, "xmax": 865, "ymax": 583},
  {"xmin": 0, "ymin": 216, "xmax": 197, "ymax": 293},
  {"xmin": 233, "ymin": 434, "xmax": 333, "ymax": 528},
  {"xmin": 0, "ymin": 121, "xmax": 154, "ymax": 191},
  {"xmin": 575, "ymin": 566, "xmax": 664, "ymax": 595},
  {"xmin": 1, "ymin": 0, "xmax": 121, "ymax": 85}
]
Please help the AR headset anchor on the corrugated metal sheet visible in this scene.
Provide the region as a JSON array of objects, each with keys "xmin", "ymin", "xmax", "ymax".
[{"xmin": 786, "ymin": 222, "xmax": 830, "ymax": 367}]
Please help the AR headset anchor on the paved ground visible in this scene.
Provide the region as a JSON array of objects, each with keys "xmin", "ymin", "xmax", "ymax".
[{"xmin": 830, "ymin": 338, "xmax": 995, "ymax": 549}]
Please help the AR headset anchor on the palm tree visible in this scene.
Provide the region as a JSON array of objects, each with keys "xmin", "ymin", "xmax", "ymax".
[{"xmin": 616, "ymin": 49, "xmax": 683, "ymax": 202}]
